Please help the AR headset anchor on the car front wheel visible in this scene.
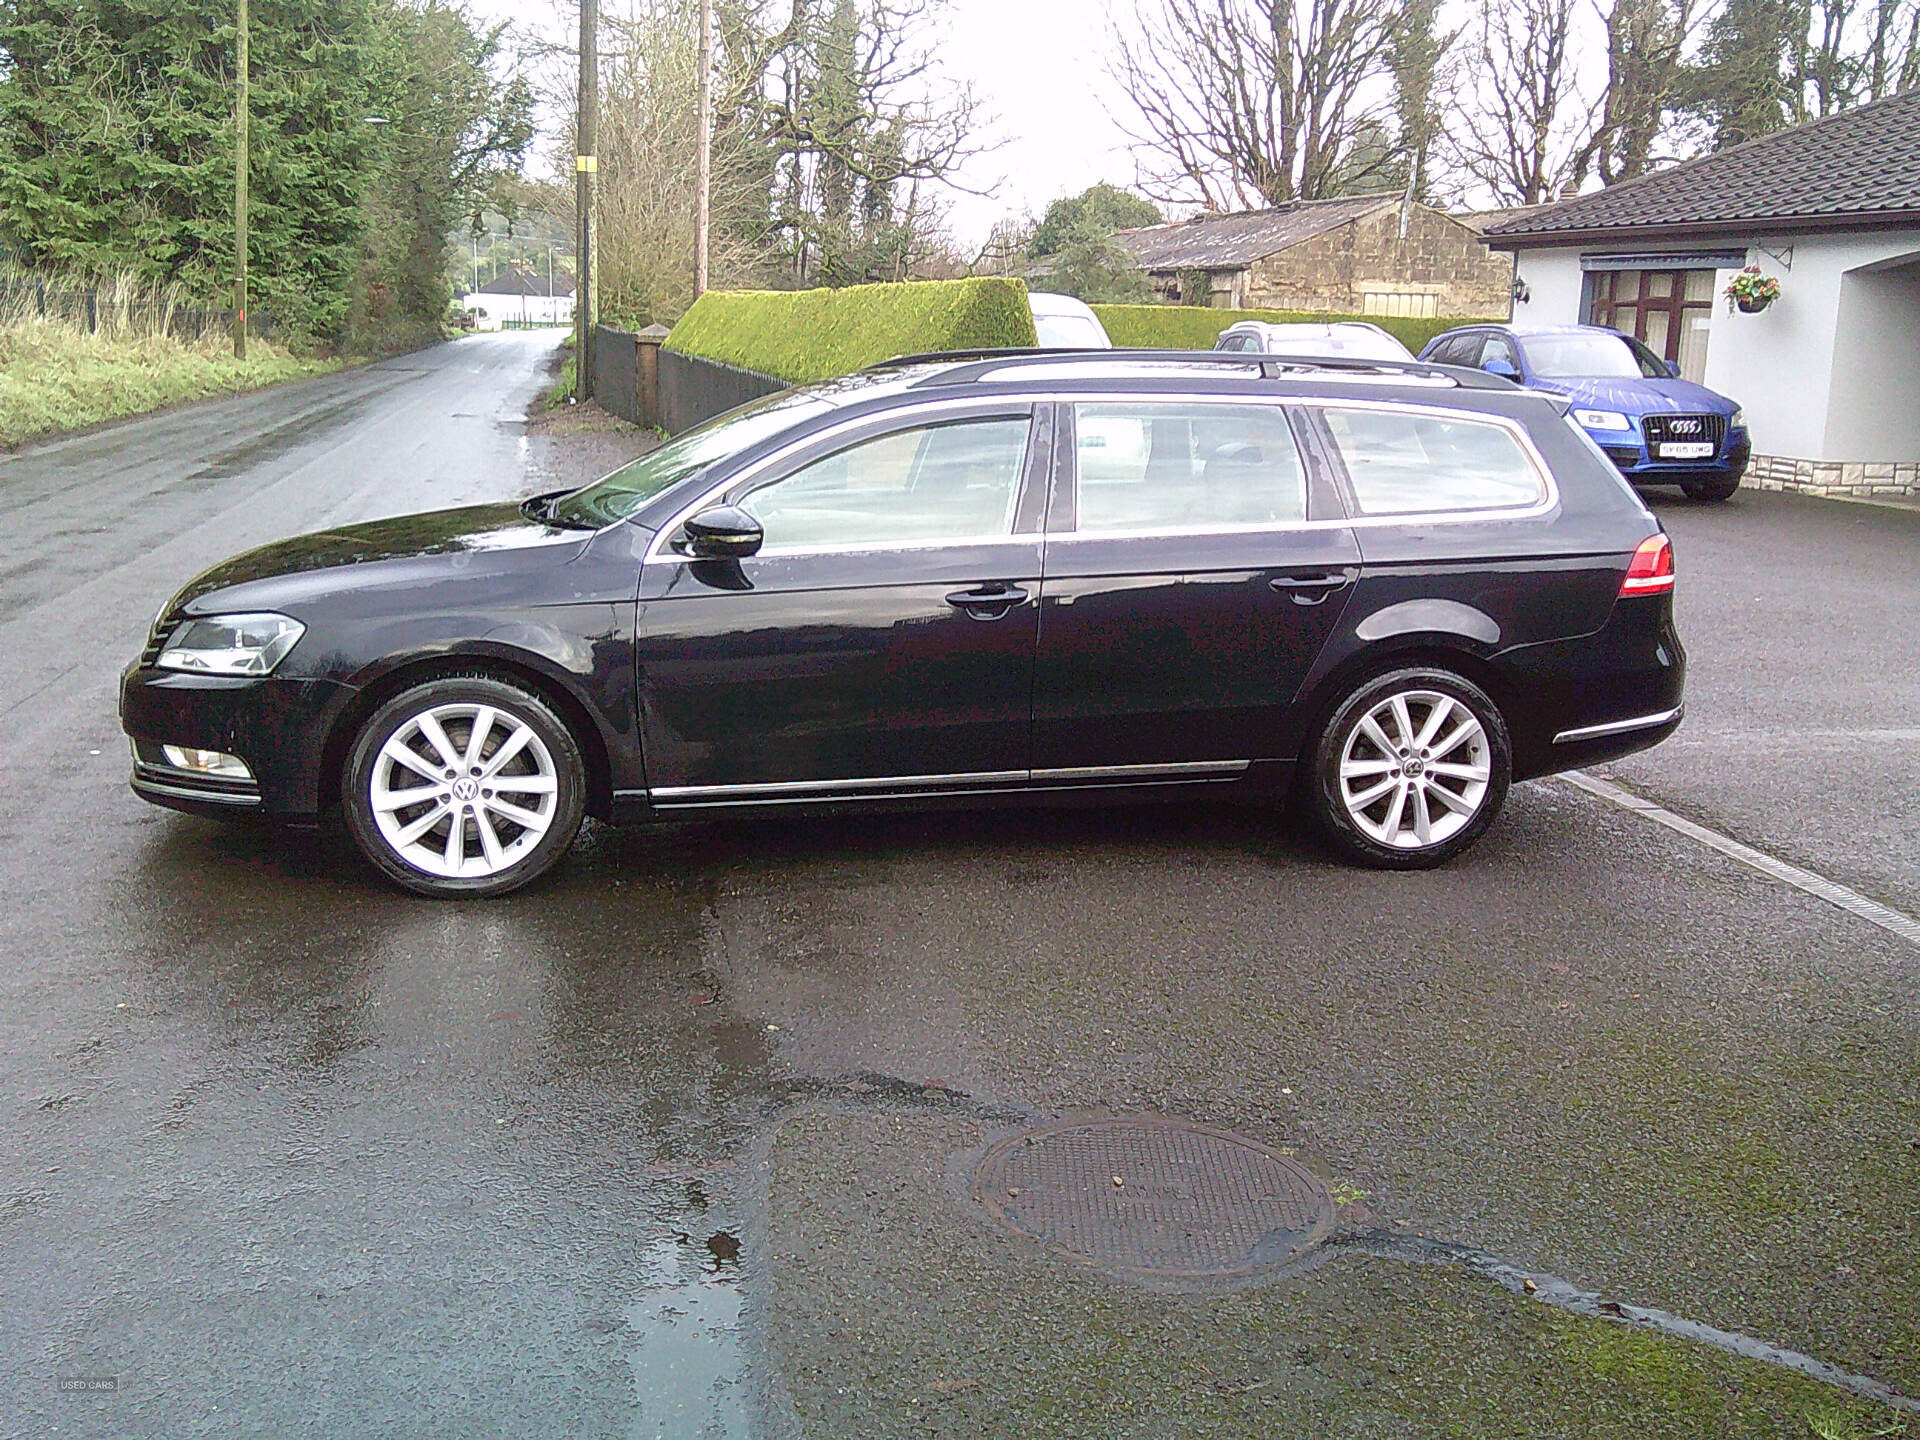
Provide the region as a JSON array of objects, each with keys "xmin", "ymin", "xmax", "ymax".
[
  {"xmin": 1307, "ymin": 667, "xmax": 1511, "ymax": 869},
  {"xmin": 1680, "ymin": 471, "xmax": 1741, "ymax": 502},
  {"xmin": 342, "ymin": 676, "xmax": 587, "ymax": 898}
]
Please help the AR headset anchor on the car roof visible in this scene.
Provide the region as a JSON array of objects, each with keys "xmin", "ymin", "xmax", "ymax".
[
  {"xmin": 1027, "ymin": 291, "xmax": 1101, "ymax": 318},
  {"xmin": 1448, "ymin": 322, "xmax": 1627, "ymax": 338}
]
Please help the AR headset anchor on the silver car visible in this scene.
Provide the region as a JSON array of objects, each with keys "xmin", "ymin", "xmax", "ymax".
[{"xmin": 1214, "ymin": 320, "xmax": 1413, "ymax": 363}]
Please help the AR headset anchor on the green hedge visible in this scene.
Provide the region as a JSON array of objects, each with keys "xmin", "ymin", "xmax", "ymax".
[
  {"xmin": 666, "ymin": 278, "xmax": 1039, "ymax": 384},
  {"xmin": 1090, "ymin": 304, "xmax": 1499, "ymax": 357}
]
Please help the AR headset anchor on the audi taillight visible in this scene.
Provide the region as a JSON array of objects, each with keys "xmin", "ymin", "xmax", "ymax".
[{"xmin": 1620, "ymin": 534, "xmax": 1675, "ymax": 596}]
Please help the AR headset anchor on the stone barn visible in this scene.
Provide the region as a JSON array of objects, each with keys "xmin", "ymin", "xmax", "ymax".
[{"xmin": 1118, "ymin": 195, "xmax": 1515, "ymax": 318}]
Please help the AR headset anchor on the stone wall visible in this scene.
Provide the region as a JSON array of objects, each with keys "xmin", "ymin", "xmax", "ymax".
[
  {"xmin": 1233, "ymin": 205, "xmax": 1513, "ymax": 318},
  {"xmin": 1747, "ymin": 453, "xmax": 1920, "ymax": 499}
]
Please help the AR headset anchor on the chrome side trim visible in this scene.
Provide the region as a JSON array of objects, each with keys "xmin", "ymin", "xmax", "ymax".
[
  {"xmin": 647, "ymin": 760, "xmax": 1254, "ymax": 806},
  {"xmin": 1551, "ymin": 706, "xmax": 1683, "ymax": 744},
  {"xmin": 1029, "ymin": 760, "xmax": 1251, "ymax": 782},
  {"xmin": 650, "ymin": 769, "xmax": 1029, "ymax": 803}
]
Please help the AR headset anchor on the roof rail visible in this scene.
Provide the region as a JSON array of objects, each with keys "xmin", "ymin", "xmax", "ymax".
[{"xmin": 867, "ymin": 346, "xmax": 1519, "ymax": 391}]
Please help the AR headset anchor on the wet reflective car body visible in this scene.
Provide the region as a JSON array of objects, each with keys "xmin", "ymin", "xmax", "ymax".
[{"xmin": 122, "ymin": 350, "xmax": 1685, "ymax": 894}]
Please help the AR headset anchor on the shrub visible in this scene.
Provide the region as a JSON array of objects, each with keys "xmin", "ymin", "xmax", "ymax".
[
  {"xmin": 1090, "ymin": 304, "xmax": 1499, "ymax": 358},
  {"xmin": 665, "ymin": 278, "xmax": 1039, "ymax": 383}
]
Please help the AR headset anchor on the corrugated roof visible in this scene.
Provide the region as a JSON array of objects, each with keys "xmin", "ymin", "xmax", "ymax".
[
  {"xmin": 1119, "ymin": 195, "xmax": 1398, "ymax": 269},
  {"xmin": 1486, "ymin": 89, "xmax": 1920, "ymax": 245}
]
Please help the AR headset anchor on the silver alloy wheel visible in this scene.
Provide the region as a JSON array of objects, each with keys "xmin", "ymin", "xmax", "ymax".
[
  {"xmin": 368, "ymin": 702, "xmax": 559, "ymax": 879},
  {"xmin": 1336, "ymin": 689, "xmax": 1492, "ymax": 850}
]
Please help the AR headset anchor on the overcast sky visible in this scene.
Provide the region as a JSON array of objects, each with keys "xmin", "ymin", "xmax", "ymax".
[{"xmin": 472, "ymin": 0, "xmax": 1144, "ymax": 249}]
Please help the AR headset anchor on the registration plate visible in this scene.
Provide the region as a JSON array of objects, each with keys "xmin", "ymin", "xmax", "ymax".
[{"xmin": 1658, "ymin": 441, "xmax": 1714, "ymax": 460}]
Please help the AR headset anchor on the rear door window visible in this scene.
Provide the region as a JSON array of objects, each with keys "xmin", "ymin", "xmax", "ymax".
[
  {"xmin": 1319, "ymin": 407, "xmax": 1547, "ymax": 516},
  {"xmin": 1072, "ymin": 402, "xmax": 1308, "ymax": 531}
]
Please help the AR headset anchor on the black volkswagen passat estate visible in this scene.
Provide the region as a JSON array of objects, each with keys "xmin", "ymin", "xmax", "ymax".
[{"xmin": 122, "ymin": 349, "xmax": 1684, "ymax": 897}]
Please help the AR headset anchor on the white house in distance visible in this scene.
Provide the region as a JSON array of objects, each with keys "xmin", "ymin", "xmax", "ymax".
[
  {"xmin": 1483, "ymin": 90, "xmax": 1920, "ymax": 500},
  {"xmin": 460, "ymin": 268, "xmax": 575, "ymax": 330}
]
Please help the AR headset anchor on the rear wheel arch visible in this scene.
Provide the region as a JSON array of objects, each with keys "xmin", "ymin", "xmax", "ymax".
[
  {"xmin": 321, "ymin": 653, "xmax": 616, "ymax": 820},
  {"xmin": 1289, "ymin": 638, "xmax": 1524, "ymax": 773}
]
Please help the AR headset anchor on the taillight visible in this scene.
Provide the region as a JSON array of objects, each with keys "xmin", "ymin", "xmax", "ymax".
[{"xmin": 1620, "ymin": 534, "xmax": 1675, "ymax": 596}]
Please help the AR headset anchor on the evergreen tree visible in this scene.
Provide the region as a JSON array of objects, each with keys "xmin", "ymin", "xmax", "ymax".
[
  {"xmin": 1028, "ymin": 184, "xmax": 1161, "ymax": 258},
  {"xmin": 0, "ymin": 0, "xmax": 382, "ymax": 341},
  {"xmin": 0, "ymin": 0, "xmax": 529, "ymax": 343}
]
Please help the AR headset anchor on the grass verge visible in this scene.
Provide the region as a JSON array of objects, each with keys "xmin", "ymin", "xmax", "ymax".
[{"xmin": 0, "ymin": 319, "xmax": 339, "ymax": 450}]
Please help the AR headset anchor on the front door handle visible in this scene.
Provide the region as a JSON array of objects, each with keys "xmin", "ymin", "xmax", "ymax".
[
  {"xmin": 1269, "ymin": 571, "xmax": 1354, "ymax": 606},
  {"xmin": 946, "ymin": 584, "xmax": 1029, "ymax": 620}
]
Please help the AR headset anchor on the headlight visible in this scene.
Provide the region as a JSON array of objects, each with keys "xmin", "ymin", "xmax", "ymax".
[
  {"xmin": 1573, "ymin": 408, "xmax": 1632, "ymax": 431},
  {"xmin": 156, "ymin": 613, "xmax": 305, "ymax": 675},
  {"xmin": 1729, "ymin": 407, "xmax": 1745, "ymax": 429}
]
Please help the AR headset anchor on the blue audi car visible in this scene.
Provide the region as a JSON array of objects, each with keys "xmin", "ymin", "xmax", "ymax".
[{"xmin": 1418, "ymin": 323, "xmax": 1749, "ymax": 501}]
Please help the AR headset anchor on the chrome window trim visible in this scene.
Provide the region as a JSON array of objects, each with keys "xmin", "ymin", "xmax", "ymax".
[
  {"xmin": 642, "ymin": 390, "xmax": 1562, "ymax": 564},
  {"xmin": 1552, "ymin": 706, "xmax": 1683, "ymax": 744},
  {"xmin": 1301, "ymin": 395, "xmax": 1558, "ymax": 522}
]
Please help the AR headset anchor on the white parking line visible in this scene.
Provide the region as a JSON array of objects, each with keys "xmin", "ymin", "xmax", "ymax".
[{"xmin": 1560, "ymin": 770, "xmax": 1920, "ymax": 951}]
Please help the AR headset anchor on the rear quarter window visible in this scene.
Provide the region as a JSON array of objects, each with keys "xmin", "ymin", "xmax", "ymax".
[{"xmin": 1320, "ymin": 406, "xmax": 1548, "ymax": 516}]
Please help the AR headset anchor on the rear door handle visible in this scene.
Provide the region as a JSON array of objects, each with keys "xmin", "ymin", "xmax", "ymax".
[
  {"xmin": 946, "ymin": 584, "xmax": 1029, "ymax": 620},
  {"xmin": 1269, "ymin": 571, "xmax": 1354, "ymax": 606}
]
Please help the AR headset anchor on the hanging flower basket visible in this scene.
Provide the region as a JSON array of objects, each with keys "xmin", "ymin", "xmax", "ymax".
[{"xmin": 1726, "ymin": 266, "xmax": 1781, "ymax": 313}]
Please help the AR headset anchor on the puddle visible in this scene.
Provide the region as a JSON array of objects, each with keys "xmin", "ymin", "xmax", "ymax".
[{"xmin": 624, "ymin": 1220, "xmax": 753, "ymax": 1439}]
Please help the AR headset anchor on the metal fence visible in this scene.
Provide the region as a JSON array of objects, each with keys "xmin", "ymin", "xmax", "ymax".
[
  {"xmin": 659, "ymin": 349, "xmax": 785, "ymax": 435},
  {"xmin": 0, "ymin": 276, "xmax": 265, "ymax": 343}
]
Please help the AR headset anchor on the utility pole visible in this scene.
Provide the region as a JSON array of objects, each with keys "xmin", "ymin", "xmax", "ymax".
[
  {"xmin": 695, "ymin": 0, "xmax": 713, "ymax": 298},
  {"xmin": 233, "ymin": 0, "xmax": 249, "ymax": 360},
  {"xmin": 573, "ymin": 0, "xmax": 599, "ymax": 400}
]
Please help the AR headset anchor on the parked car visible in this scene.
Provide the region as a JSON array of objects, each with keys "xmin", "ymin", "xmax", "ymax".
[
  {"xmin": 1214, "ymin": 320, "xmax": 1414, "ymax": 363},
  {"xmin": 1419, "ymin": 322, "xmax": 1749, "ymax": 502},
  {"xmin": 1027, "ymin": 291, "xmax": 1112, "ymax": 349},
  {"xmin": 123, "ymin": 350, "xmax": 1684, "ymax": 897}
]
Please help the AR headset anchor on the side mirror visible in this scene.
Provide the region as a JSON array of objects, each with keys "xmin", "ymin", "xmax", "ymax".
[
  {"xmin": 683, "ymin": 506, "xmax": 764, "ymax": 559},
  {"xmin": 1665, "ymin": 359, "xmax": 1682, "ymax": 379},
  {"xmin": 1483, "ymin": 356, "xmax": 1520, "ymax": 380}
]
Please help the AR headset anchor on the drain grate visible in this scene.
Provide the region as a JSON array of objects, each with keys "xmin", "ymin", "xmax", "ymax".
[{"xmin": 974, "ymin": 1116, "xmax": 1334, "ymax": 1278}]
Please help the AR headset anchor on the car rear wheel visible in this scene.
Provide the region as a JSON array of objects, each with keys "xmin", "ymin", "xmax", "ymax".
[
  {"xmin": 1307, "ymin": 667, "xmax": 1511, "ymax": 869},
  {"xmin": 1680, "ymin": 471, "xmax": 1741, "ymax": 502},
  {"xmin": 343, "ymin": 676, "xmax": 586, "ymax": 898}
]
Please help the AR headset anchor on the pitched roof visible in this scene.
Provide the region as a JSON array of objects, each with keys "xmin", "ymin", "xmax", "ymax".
[
  {"xmin": 473, "ymin": 270, "xmax": 576, "ymax": 297},
  {"xmin": 1485, "ymin": 88, "xmax": 1920, "ymax": 246},
  {"xmin": 1118, "ymin": 195, "xmax": 1398, "ymax": 269}
]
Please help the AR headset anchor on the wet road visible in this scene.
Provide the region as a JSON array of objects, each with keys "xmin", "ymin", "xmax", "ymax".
[{"xmin": 2, "ymin": 337, "xmax": 1915, "ymax": 1439}]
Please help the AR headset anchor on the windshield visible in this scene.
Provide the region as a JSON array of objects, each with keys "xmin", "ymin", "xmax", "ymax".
[
  {"xmin": 1521, "ymin": 332, "xmax": 1667, "ymax": 379},
  {"xmin": 552, "ymin": 389, "xmax": 831, "ymax": 528},
  {"xmin": 1034, "ymin": 313, "xmax": 1111, "ymax": 348}
]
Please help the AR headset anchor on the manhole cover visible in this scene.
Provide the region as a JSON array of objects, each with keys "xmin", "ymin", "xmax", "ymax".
[{"xmin": 974, "ymin": 1117, "xmax": 1334, "ymax": 1278}]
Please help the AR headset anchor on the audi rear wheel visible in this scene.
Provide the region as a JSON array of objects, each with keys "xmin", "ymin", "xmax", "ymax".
[
  {"xmin": 343, "ymin": 676, "xmax": 586, "ymax": 898},
  {"xmin": 1308, "ymin": 667, "xmax": 1511, "ymax": 869}
]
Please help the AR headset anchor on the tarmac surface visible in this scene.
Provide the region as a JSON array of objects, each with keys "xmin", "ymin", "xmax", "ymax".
[{"xmin": 1, "ymin": 331, "xmax": 1914, "ymax": 1439}]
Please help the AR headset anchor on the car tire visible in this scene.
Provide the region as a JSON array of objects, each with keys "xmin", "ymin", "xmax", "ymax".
[
  {"xmin": 1306, "ymin": 667, "xmax": 1512, "ymax": 870},
  {"xmin": 1680, "ymin": 471, "xmax": 1741, "ymax": 502},
  {"xmin": 342, "ymin": 675, "xmax": 587, "ymax": 898}
]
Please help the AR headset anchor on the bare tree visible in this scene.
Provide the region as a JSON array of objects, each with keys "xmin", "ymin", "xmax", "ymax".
[
  {"xmin": 1589, "ymin": 0, "xmax": 1713, "ymax": 183},
  {"xmin": 750, "ymin": 0, "xmax": 988, "ymax": 284},
  {"xmin": 1106, "ymin": 0, "xmax": 1397, "ymax": 210},
  {"xmin": 1445, "ymin": 0, "xmax": 1604, "ymax": 205}
]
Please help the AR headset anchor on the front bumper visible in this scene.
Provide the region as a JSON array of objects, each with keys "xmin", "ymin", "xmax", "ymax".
[
  {"xmin": 1594, "ymin": 429, "xmax": 1750, "ymax": 483},
  {"xmin": 119, "ymin": 664, "xmax": 355, "ymax": 820}
]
